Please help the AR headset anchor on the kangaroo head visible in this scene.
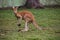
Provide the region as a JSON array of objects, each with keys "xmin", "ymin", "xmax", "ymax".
[{"xmin": 12, "ymin": 6, "xmax": 18, "ymax": 13}]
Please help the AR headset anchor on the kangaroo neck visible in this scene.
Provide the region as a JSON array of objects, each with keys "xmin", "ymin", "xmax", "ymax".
[{"xmin": 14, "ymin": 10, "xmax": 17, "ymax": 13}]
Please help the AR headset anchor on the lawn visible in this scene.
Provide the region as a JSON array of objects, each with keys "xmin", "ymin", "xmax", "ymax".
[{"xmin": 0, "ymin": 8, "xmax": 60, "ymax": 40}]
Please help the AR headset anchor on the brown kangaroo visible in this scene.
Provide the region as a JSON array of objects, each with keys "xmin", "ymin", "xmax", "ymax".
[{"xmin": 12, "ymin": 7, "xmax": 42, "ymax": 31}]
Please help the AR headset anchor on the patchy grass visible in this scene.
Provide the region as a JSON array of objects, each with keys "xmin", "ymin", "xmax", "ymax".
[{"xmin": 0, "ymin": 8, "xmax": 60, "ymax": 40}]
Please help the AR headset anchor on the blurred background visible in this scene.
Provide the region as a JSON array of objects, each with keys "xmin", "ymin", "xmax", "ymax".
[
  {"xmin": 0, "ymin": 0, "xmax": 60, "ymax": 8},
  {"xmin": 0, "ymin": 0, "xmax": 60, "ymax": 40}
]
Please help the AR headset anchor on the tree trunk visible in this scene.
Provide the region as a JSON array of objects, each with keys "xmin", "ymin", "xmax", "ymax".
[{"xmin": 25, "ymin": 0, "xmax": 44, "ymax": 8}]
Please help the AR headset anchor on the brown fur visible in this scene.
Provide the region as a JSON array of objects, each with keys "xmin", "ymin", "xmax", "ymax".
[{"xmin": 12, "ymin": 7, "xmax": 42, "ymax": 31}]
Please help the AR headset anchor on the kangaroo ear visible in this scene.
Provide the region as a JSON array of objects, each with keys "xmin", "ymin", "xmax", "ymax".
[
  {"xmin": 12, "ymin": 6, "xmax": 15, "ymax": 9},
  {"xmin": 12, "ymin": 6, "xmax": 18, "ymax": 9}
]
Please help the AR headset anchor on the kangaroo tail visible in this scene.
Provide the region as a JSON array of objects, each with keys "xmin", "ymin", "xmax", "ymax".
[{"xmin": 32, "ymin": 21, "xmax": 42, "ymax": 30}]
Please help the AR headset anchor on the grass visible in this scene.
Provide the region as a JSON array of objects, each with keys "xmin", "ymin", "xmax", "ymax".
[{"xmin": 0, "ymin": 8, "xmax": 60, "ymax": 40}]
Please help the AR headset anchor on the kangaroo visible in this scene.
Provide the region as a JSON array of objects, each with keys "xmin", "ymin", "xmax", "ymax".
[{"xmin": 12, "ymin": 7, "xmax": 42, "ymax": 31}]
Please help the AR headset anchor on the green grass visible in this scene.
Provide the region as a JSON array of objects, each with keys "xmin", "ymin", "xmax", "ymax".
[{"xmin": 0, "ymin": 8, "xmax": 60, "ymax": 40}]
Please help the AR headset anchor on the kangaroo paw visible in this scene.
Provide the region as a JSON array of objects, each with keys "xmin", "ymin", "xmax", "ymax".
[
  {"xmin": 17, "ymin": 24, "xmax": 21, "ymax": 26},
  {"xmin": 18, "ymin": 27, "xmax": 29, "ymax": 32}
]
